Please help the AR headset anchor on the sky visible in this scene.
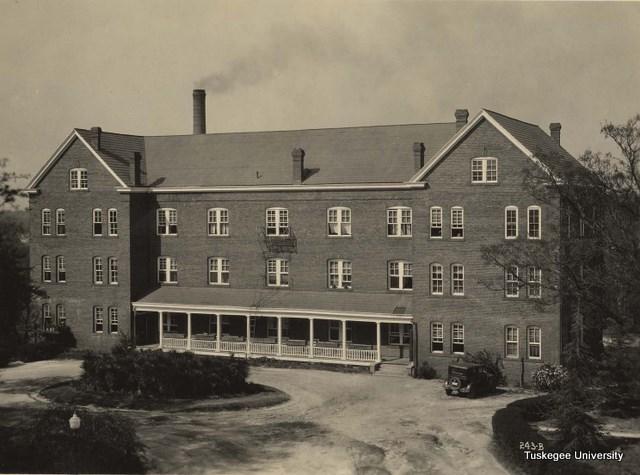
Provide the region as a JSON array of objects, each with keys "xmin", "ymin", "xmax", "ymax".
[{"xmin": 2, "ymin": 0, "xmax": 640, "ymax": 193}]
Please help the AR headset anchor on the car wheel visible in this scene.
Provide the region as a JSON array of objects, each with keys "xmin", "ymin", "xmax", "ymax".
[{"xmin": 445, "ymin": 389, "xmax": 452, "ymax": 396}]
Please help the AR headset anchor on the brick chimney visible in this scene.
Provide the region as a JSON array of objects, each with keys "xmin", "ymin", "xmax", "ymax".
[
  {"xmin": 193, "ymin": 89, "xmax": 206, "ymax": 134},
  {"xmin": 455, "ymin": 109, "xmax": 469, "ymax": 130},
  {"xmin": 89, "ymin": 127, "xmax": 101, "ymax": 150},
  {"xmin": 549, "ymin": 123, "xmax": 561, "ymax": 145},
  {"xmin": 413, "ymin": 142, "xmax": 425, "ymax": 171},
  {"xmin": 292, "ymin": 148, "xmax": 305, "ymax": 185}
]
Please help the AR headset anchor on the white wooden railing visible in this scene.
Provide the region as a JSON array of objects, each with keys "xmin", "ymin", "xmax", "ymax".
[
  {"xmin": 220, "ymin": 340, "xmax": 248, "ymax": 353},
  {"xmin": 281, "ymin": 344, "xmax": 310, "ymax": 357},
  {"xmin": 191, "ymin": 339, "xmax": 217, "ymax": 353},
  {"xmin": 249, "ymin": 342, "xmax": 279, "ymax": 355},
  {"xmin": 346, "ymin": 348, "xmax": 378, "ymax": 362},
  {"xmin": 163, "ymin": 337, "xmax": 188, "ymax": 349},
  {"xmin": 313, "ymin": 346, "xmax": 343, "ymax": 359}
]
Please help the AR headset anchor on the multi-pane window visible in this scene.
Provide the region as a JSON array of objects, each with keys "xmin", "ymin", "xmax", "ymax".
[
  {"xmin": 451, "ymin": 207, "xmax": 464, "ymax": 239},
  {"xmin": 527, "ymin": 327, "xmax": 542, "ymax": 359},
  {"xmin": 108, "ymin": 209, "xmax": 118, "ymax": 236},
  {"xmin": 55, "ymin": 209, "xmax": 65, "ymax": 235},
  {"xmin": 93, "ymin": 307, "xmax": 104, "ymax": 333},
  {"xmin": 452, "ymin": 323, "xmax": 465, "ymax": 353},
  {"xmin": 327, "ymin": 207, "xmax": 352, "ymax": 236},
  {"xmin": 266, "ymin": 208, "xmax": 289, "ymax": 236},
  {"xmin": 328, "ymin": 259, "xmax": 352, "ymax": 289},
  {"xmin": 93, "ymin": 257, "xmax": 104, "ymax": 284},
  {"xmin": 505, "ymin": 266, "xmax": 519, "ymax": 297},
  {"xmin": 471, "ymin": 157, "xmax": 498, "ymax": 183},
  {"xmin": 70, "ymin": 168, "xmax": 88, "ymax": 190},
  {"xmin": 93, "ymin": 209, "xmax": 103, "ymax": 236},
  {"xmin": 505, "ymin": 326, "xmax": 519, "ymax": 358},
  {"xmin": 430, "ymin": 207, "xmax": 442, "ymax": 238},
  {"xmin": 42, "ymin": 256, "xmax": 52, "ymax": 282},
  {"xmin": 157, "ymin": 208, "xmax": 178, "ymax": 235},
  {"xmin": 388, "ymin": 261, "xmax": 413, "ymax": 290},
  {"xmin": 207, "ymin": 208, "xmax": 229, "ymax": 236},
  {"xmin": 527, "ymin": 206, "xmax": 541, "ymax": 239},
  {"xmin": 265, "ymin": 318, "xmax": 289, "ymax": 337},
  {"xmin": 430, "ymin": 263, "xmax": 443, "ymax": 295},
  {"xmin": 328, "ymin": 321, "xmax": 352, "ymax": 342},
  {"xmin": 163, "ymin": 314, "xmax": 180, "ymax": 333},
  {"xmin": 505, "ymin": 206, "xmax": 518, "ymax": 239},
  {"xmin": 208, "ymin": 257, "xmax": 230, "ymax": 285},
  {"xmin": 387, "ymin": 207, "xmax": 412, "ymax": 237},
  {"xmin": 56, "ymin": 256, "xmax": 66, "ymax": 283},
  {"xmin": 431, "ymin": 322, "xmax": 444, "ymax": 352},
  {"xmin": 451, "ymin": 264, "xmax": 464, "ymax": 296},
  {"xmin": 109, "ymin": 308, "xmax": 119, "ymax": 333},
  {"xmin": 527, "ymin": 267, "xmax": 542, "ymax": 298},
  {"xmin": 266, "ymin": 258, "xmax": 289, "ymax": 287},
  {"xmin": 41, "ymin": 209, "xmax": 52, "ymax": 235},
  {"xmin": 56, "ymin": 304, "xmax": 66, "ymax": 327},
  {"xmin": 389, "ymin": 323, "xmax": 411, "ymax": 345},
  {"xmin": 108, "ymin": 257, "xmax": 118, "ymax": 285},
  {"xmin": 158, "ymin": 257, "xmax": 178, "ymax": 283},
  {"xmin": 42, "ymin": 304, "xmax": 52, "ymax": 332}
]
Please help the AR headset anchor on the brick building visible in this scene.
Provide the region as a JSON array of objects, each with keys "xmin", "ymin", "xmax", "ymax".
[{"xmin": 25, "ymin": 90, "xmax": 581, "ymax": 382}]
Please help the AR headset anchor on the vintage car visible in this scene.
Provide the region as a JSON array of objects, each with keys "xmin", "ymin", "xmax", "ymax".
[{"xmin": 444, "ymin": 362, "xmax": 498, "ymax": 397}]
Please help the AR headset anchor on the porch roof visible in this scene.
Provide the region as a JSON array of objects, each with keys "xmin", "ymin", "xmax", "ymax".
[{"xmin": 132, "ymin": 286, "xmax": 413, "ymax": 323}]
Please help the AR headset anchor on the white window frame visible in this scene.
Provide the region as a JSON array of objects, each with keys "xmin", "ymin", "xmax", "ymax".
[
  {"xmin": 431, "ymin": 322, "xmax": 444, "ymax": 353},
  {"xmin": 55, "ymin": 209, "xmax": 65, "ymax": 236},
  {"xmin": 42, "ymin": 256, "xmax": 52, "ymax": 282},
  {"xmin": 388, "ymin": 323, "xmax": 411, "ymax": 345},
  {"xmin": 157, "ymin": 208, "xmax": 178, "ymax": 236},
  {"xmin": 505, "ymin": 326, "xmax": 519, "ymax": 359},
  {"xmin": 70, "ymin": 168, "xmax": 88, "ymax": 190},
  {"xmin": 430, "ymin": 263, "xmax": 443, "ymax": 295},
  {"xmin": 93, "ymin": 307, "xmax": 104, "ymax": 333},
  {"xmin": 527, "ymin": 267, "xmax": 542, "ymax": 299},
  {"xmin": 388, "ymin": 260, "xmax": 413, "ymax": 290},
  {"xmin": 505, "ymin": 266, "xmax": 519, "ymax": 298},
  {"xmin": 56, "ymin": 256, "xmax": 66, "ymax": 283},
  {"xmin": 527, "ymin": 327, "xmax": 542, "ymax": 360},
  {"xmin": 328, "ymin": 259, "xmax": 352, "ymax": 289},
  {"xmin": 266, "ymin": 208, "xmax": 289, "ymax": 236},
  {"xmin": 328, "ymin": 320, "xmax": 352, "ymax": 342},
  {"xmin": 108, "ymin": 208, "xmax": 118, "ymax": 236},
  {"xmin": 163, "ymin": 314, "xmax": 180, "ymax": 333},
  {"xmin": 208, "ymin": 257, "xmax": 230, "ymax": 285},
  {"xmin": 207, "ymin": 208, "xmax": 229, "ymax": 236},
  {"xmin": 56, "ymin": 304, "xmax": 66, "ymax": 327},
  {"xmin": 158, "ymin": 257, "xmax": 178, "ymax": 284},
  {"xmin": 451, "ymin": 264, "xmax": 464, "ymax": 296},
  {"xmin": 452, "ymin": 323, "xmax": 465, "ymax": 354},
  {"xmin": 430, "ymin": 206, "xmax": 442, "ymax": 238},
  {"xmin": 527, "ymin": 206, "xmax": 541, "ymax": 240},
  {"xmin": 451, "ymin": 207, "xmax": 464, "ymax": 239},
  {"xmin": 42, "ymin": 303, "xmax": 52, "ymax": 331},
  {"xmin": 471, "ymin": 157, "xmax": 498, "ymax": 183},
  {"xmin": 93, "ymin": 209, "xmax": 103, "ymax": 236},
  {"xmin": 505, "ymin": 206, "xmax": 518, "ymax": 239},
  {"xmin": 387, "ymin": 206, "xmax": 412, "ymax": 237},
  {"xmin": 93, "ymin": 257, "xmax": 104, "ymax": 284},
  {"xmin": 266, "ymin": 258, "xmax": 289, "ymax": 287},
  {"xmin": 327, "ymin": 207, "xmax": 352, "ymax": 237},
  {"xmin": 41, "ymin": 209, "xmax": 51, "ymax": 236},
  {"xmin": 108, "ymin": 257, "xmax": 118, "ymax": 285},
  {"xmin": 109, "ymin": 307, "xmax": 119, "ymax": 334}
]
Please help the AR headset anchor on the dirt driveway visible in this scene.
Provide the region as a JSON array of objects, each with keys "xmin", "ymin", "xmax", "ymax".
[{"xmin": 0, "ymin": 360, "xmax": 526, "ymax": 474}]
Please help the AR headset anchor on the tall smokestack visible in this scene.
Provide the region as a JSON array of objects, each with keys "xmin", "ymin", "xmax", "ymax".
[{"xmin": 193, "ymin": 89, "xmax": 206, "ymax": 134}]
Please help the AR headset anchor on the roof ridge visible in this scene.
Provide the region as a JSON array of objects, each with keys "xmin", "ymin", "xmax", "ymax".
[{"xmin": 482, "ymin": 109, "xmax": 541, "ymax": 128}]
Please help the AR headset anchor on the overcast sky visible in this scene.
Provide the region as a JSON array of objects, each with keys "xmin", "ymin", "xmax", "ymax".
[{"xmin": 2, "ymin": 0, "xmax": 640, "ymax": 188}]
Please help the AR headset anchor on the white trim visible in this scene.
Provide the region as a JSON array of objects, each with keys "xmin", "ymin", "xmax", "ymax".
[
  {"xmin": 117, "ymin": 182, "xmax": 427, "ymax": 194},
  {"xmin": 430, "ymin": 263, "xmax": 444, "ymax": 295},
  {"xmin": 74, "ymin": 131, "xmax": 129, "ymax": 188},
  {"xmin": 451, "ymin": 263, "xmax": 464, "ymax": 296},
  {"xmin": 504, "ymin": 206, "xmax": 519, "ymax": 239},
  {"xmin": 505, "ymin": 326, "xmax": 519, "ymax": 359},
  {"xmin": 429, "ymin": 206, "xmax": 443, "ymax": 239},
  {"xmin": 527, "ymin": 326, "xmax": 542, "ymax": 360},
  {"xmin": 387, "ymin": 206, "xmax": 413, "ymax": 237},
  {"xmin": 450, "ymin": 206, "xmax": 464, "ymax": 239},
  {"xmin": 527, "ymin": 205, "xmax": 542, "ymax": 240},
  {"xmin": 327, "ymin": 206, "xmax": 352, "ymax": 237}
]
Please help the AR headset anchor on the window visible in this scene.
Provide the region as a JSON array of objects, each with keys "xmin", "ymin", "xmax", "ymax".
[
  {"xmin": 208, "ymin": 257, "xmax": 230, "ymax": 285},
  {"xmin": 327, "ymin": 207, "xmax": 352, "ymax": 236},
  {"xmin": 93, "ymin": 257, "xmax": 104, "ymax": 284},
  {"xmin": 70, "ymin": 168, "xmax": 88, "ymax": 190},
  {"xmin": 42, "ymin": 256, "xmax": 52, "ymax": 282},
  {"xmin": 109, "ymin": 308, "xmax": 119, "ymax": 334},
  {"xmin": 430, "ymin": 263, "xmax": 443, "ymax": 295},
  {"xmin": 471, "ymin": 157, "xmax": 498, "ymax": 183},
  {"xmin": 389, "ymin": 323, "xmax": 412, "ymax": 345},
  {"xmin": 328, "ymin": 321, "xmax": 352, "ymax": 342},
  {"xmin": 163, "ymin": 314, "xmax": 179, "ymax": 333},
  {"xmin": 157, "ymin": 208, "xmax": 177, "ymax": 235},
  {"xmin": 328, "ymin": 259, "xmax": 352, "ymax": 289},
  {"xmin": 207, "ymin": 208, "xmax": 229, "ymax": 236},
  {"xmin": 108, "ymin": 209, "xmax": 118, "ymax": 236},
  {"xmin": 56, "ymin": 304, "xmax": 66, "ymax": 327},
  {"xmin": 158, "ymin": 257, "xmax": 178, "ymax": 283},
  {"xmin": 527, "ymin": 206, "xmax": 541, "ymax": 239},
  {"xmin": 55, "ymin": 209, "xmax": 66, "ymax": 235},
  {"xmin": 451, "ymin": 264, "xmax": 464, "ymax": 296},
  {"xmin": 93, "ymin": 209, "xmax": 103, "ymax": 236},
  {"xmin": 505, "ymin": 266, "xmax": 519, "ymax": 297},
  {"xmin": 93, "ymin": 307, "xmax": 104, "ymax": 333},
  {"xmin": 431, "ymin": 322, "xmax": 444, "ymax": 352},
  {"xmin": 56, "ymin": 256, "xmax": 66, "ymax": 283},
  {"xmin": 387, "ymin": 207, "xmax": 412, "ymax": 237},
  {"xmin": 505, "ymin": 206, "xmax": 518, "ymax": 239},
  {"xmin": 527, "ymin": 327, "xmax": 542, "ymax": 359},
  {"xmin": 42, "ymin": 304, "xmax": 52, "ymax": 332},
  {"xmin": 527, "ymin": 267, "xmax": 542, "ymax": 298},
  {"xmin": 452, "ymin": 323, "xmax": 464, "ymax": 353},
  {"xmin": 266, "ymin": 208, "xmax": 289, "ymax": 236},
  {"xmin": 430, "ymin": 207, "xmax": 442, "ymax": 238},
  {"xmin": 451, "ymin": 207, "xmax": 464, "ymax": 239},
  {"xmin": 41, "ymin": 209, "xmax": 51, "ymax": 235},
  {"xmin": 505, "ymin": 326, "xmax": 519, "ymax": 358},
  {"xmin": 266, "ymin": 258, "xmax": 289, "ymax": 287},
  {"xmin": 388, "ymin": 261, "xmax": 413, "ymax": 290},
  {"xmin": 108, "ymin": 257, "xmax": 118, "ymax": 285}
]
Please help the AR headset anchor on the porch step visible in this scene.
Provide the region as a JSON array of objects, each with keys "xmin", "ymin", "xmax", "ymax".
[{"xmin": 375, "ymin": 363, "xmax": 411, "ymax": 377}]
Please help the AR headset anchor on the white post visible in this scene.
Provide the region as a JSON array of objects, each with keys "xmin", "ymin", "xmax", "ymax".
[
  {"xmin": 246, "ymin": 315, "xmax": 251, "ymax": 354},
  {"xmin": 277, "ymin": 317, "xmax": 282, "ymax": 356},
  {"xmin": 342, "ymin": 320, "xmax": 347, "ymax": 360},
  {"xmin": 309, "ymin": 318, "xmax": 314, "ymax": 359},
  {"xmin": 376, "ymin": 322, "xmax": 381, "ymax": 362},
  {"xmin": 187, "ymin": 313, "xmax": 192, "ymax": 350},
  {"xmin": 216, "ymin": 314, "xmax": 221, "ymax": 352},
  {"xmin": 158, "ymin": 311, "xmax": 164, "ymax": 349}
]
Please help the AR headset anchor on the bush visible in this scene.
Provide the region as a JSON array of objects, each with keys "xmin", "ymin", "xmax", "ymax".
[
  {"xmin": 44, "ymin": 325, "xmax": 77, "ymax": 349},
  {"xmin": 81, "ymin": 348, "xmax": 250, "ymax": 399},
  {"xmin": 415, "ymin": 361, "xmax": 438, "ymax": 379},
  {"xmin": 0, "ymin": 347, "xmax": 11, "ymax": 368},
  {"xmin": 462, "ymin": 349, "xmax": 506, "ymax": 385},
  {"xmin": 532, "ymin": 364, "xmax": 569, "ymax": 392},
  {"xmin": 17, "ymin": 340, "xmax": 65, "ymax": 362}
]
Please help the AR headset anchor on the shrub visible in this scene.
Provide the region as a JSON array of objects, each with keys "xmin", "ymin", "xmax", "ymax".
[
  {"xmin": 0, "ymin": 347, "xmax": 11, "ymax": 368},
  {"xmin": 532, "ymin": 364, "xmax": 568, "ymax": 392},
  {"xmin": 17, "ymin": 340, "xmax": 65, "ymax": 362},
  {"xmin": 415, "ymin": 361, "xmax": 438, "ymax": 379},
  {"xmin": 462, "ymin": 349, "xmax": 506, "ymax": 385},
  {"xmin": 46, "ymin": 325, "xmax": 77, "ymax": 349}
]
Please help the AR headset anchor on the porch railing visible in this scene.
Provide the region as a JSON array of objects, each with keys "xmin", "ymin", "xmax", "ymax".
[
  {"xmin": 163, "ymin": 337, "xmax": 188, "ymax": 350},
  {"xmin": 313, "ymin": 346, "xmax": 343, "ymax": 359},
  {"xmin": 281, "ymin": 343, "xmax": 310, "ymax": 357},
  {"xmin": 249, "ymin": 342, "xmax": 279, "ymax": 355},
  {"xmin": 220, "ymin": 340, "xmax": 248, "ymax": 353},
  {"xmin": 191, "ymin": 339, "xmax": 217, "ymax": 352}
]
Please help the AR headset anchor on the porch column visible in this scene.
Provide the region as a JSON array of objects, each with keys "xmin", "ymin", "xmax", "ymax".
[
  {"xmin": 277, "ymin": 317, "xmax": 282, "ymax": 356},
  {"xmin": 376, "ymin": 322, "xmax": 381, "ymax": 362},
  {"xmin": 158, "ymin": 311, "xmax": 163, "ymax": 349},
  {"xmin": 309, "ymin": 318, "xmax": 314, "ymax": 358},
  {"xmin": 246, "ymin": 315, "xmax": 251, "ymax": 354},
  {"xmin": 216, "ymin": 314, "xmax": 221, "ymax": 352},
  {"xmin": 132, "ymin": 309, "xmax": 137, "ymax": 347},
  {"xmin": 342, "ymin": 319, "xmax": 347, "ymax": 360},
  {"xmin": 187, "ymin": 313, "xmax": 192, "ymax": 350}
]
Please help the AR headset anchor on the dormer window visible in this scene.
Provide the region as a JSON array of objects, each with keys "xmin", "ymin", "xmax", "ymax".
[
  {"xmin": 70, "ymin": 168, "xmax": 88, "ymax": 190},
  {"xmin": 471, "ymin": 157, "xmax": 498, "ymax": 183}
]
